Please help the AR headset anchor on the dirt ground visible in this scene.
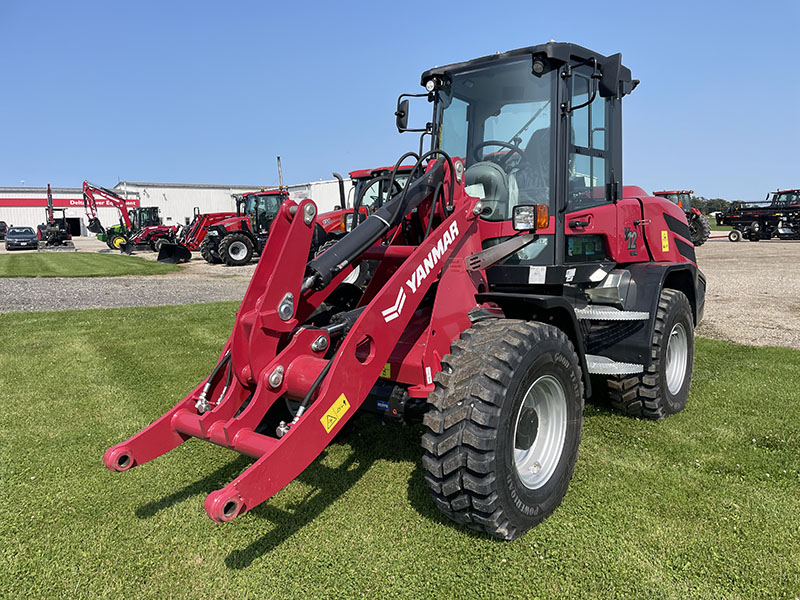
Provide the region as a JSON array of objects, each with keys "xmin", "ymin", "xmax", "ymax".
[
  {"xmin": 694, "ymin": 236, "xmax": 800, "ymax": 349},
  {"xmin": 3, "ymin": 234, "xmax": 799, "ymax": 350}
]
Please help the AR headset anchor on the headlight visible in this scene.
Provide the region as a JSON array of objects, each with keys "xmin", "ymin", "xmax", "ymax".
[{"xmin": 207, "ymin": 230, "xmax": 219, "ymax": 236}]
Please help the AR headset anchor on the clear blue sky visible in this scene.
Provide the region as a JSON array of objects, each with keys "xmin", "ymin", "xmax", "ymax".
[{"xmin": 1, "ymin": 0, "xmax": 797, "ymax": 201}]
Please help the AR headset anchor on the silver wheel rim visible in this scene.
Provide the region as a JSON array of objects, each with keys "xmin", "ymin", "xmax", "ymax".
[
  {"xmin": 343, "ymin": 264, "xmax": 361, "ymax": 285},
  {"xmin": 512, "ymin": 374, "xmax": 567, "ymax": 490},
  {"xmin": 665, "ymin": 322, "xmax": 688, "ymax": 395},
  {"xmin": 228, "ymin": 241, "xmax": 248, "ymax": 261}
]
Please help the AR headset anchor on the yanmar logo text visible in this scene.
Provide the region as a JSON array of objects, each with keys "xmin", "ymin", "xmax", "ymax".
[{"xmin": 381, "ymin": 221, "xmax": 460, "ymax": 323}]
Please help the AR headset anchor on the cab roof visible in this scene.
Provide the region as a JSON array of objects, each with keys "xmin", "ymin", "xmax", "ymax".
[
  {"xmin": 654, "ymin": 190, "xmax": 694, "ymax": 195},
  {"xmin": 421, "ymin": 42, "xmax": 636, "ymax": 98},
  {"xmin": 349, "ymin": 165, "xmax": 414, "ymax": 180}
]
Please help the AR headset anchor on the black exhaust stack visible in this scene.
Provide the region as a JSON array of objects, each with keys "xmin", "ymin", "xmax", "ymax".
[{"xmin": 332, "ymin": 172, "xmax": 347, "ymax": 209}]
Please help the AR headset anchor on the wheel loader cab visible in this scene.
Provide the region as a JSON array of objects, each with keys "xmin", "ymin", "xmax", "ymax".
[{"xmin": 426, "ymin": 45, "xmax": 631, "ymax": 268}]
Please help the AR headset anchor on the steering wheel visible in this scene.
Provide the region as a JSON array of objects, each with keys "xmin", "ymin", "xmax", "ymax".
[{"xmin": 472, "ymin": 140, "xmax": 529, "ymax": 170}]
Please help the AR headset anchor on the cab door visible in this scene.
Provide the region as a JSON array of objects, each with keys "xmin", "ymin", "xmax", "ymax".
[{"xmin": 563, "ymin": 64, "xmax": 615, "ymax": 264}]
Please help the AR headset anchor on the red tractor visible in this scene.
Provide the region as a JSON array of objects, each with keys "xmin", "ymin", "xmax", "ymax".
[
  {"xmin": 203, "ymin": 188, "xmax": 347, "ymax": 266},
  {"xmin": 105, "ymin": 43, "xmax": 705, "ymax": 540},
  {"xmin": 653, "ymin": 190, "xmax": 711, "ymax": 246},
  {"xmin": 156, "ymin": 208, "xmax": 238, "ymax": 263},
  {"xmin": 83, "ymin": 181, "xmax": 176, "ymax": 252}
]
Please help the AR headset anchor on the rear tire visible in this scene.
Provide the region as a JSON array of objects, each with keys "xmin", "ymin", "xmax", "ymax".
[
  {"xmin": 689, "ymin": 214, "xmax": 711, "ymax": 246},
  {"xmin": 219, "ymin": 232, "xmax": 254, "ymax": 266},
  {"xmin": 422, "ymin": 319, "xmax": 584, "ymax": 540},
  {"xmin": 199, "ymin": 238, "xmax": 221, "ymax": 264},
  {"xmin": 607, "ymin": 289, "xmax": 694, "ymax": 420}
]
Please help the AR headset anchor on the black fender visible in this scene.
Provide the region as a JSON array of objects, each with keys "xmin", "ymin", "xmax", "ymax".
[
  {"xmin": 586, "ymin": 262, "xmax": 706, "ymax": 368},
  {"xmin": 474, "ymin": 292, "xmax": 592, "ymax": 398}
]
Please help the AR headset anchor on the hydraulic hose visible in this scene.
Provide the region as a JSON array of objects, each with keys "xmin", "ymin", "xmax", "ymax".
[{"xmin": 304, "ymin": 150, "xmax": 455, "ymax": 291}]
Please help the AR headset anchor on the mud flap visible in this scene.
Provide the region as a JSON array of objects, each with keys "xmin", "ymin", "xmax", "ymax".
[{"xmin": 157, "ymin": 242, "xmax": 193, "ymax": 264}]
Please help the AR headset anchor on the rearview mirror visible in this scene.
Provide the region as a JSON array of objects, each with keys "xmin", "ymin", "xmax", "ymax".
[
  {"xmin": 395, "ymin": 99, "xmax": 409, "ymax": 132},
  {"xmin": 599, "ymin": 53, "xmax": 622, "ymax": 98}
]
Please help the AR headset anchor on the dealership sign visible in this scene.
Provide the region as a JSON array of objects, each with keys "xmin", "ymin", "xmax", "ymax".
[{"xmin": 0, "ymin": 197, "xmax": 139, "ymax": 208}]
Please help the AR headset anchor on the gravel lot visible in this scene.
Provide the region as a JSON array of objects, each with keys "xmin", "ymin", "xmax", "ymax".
[
  {"xmin": 694, "ymin": 236, "xmax": 800, "ymax": 349},
  {"xmin": 2, "ymin": 235, "xmax": 799, "ymax": 350},
  {"xmin": 0, "ymin": 237, "xmax": 255, "ymax": 313}
]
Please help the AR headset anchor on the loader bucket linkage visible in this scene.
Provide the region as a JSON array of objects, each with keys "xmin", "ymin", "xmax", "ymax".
[{"xmin": 104, "ymin": 159, "xmax": 478, "ymax": 522}]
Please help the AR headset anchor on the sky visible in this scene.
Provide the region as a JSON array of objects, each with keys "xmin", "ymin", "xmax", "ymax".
[{"xmin": 0, "ymin": 0, "xmax": 797, "ymax": 201}]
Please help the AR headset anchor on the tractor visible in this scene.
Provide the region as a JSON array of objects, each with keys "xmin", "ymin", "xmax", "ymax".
[
  {"xmin": 104, "ymin": 43, "xmax": 705, "ymax": 540},
  {"xmin": 653, "ymin": 190, "xmax": 711, "ymax": 246},
  {"xmin": 717, "ymin": 189, "xmax": 800, "ymax": 242},
  {"xmin": 202, "ymin": 188, "xmax": 343, "ymax": 267},
  {"xmin": 156, "ymin": 208, "xmax": 239, "ymax": 264},
  {"xmin": 83, "ymin": 181, "xmax": 176, "ymax": 252}
]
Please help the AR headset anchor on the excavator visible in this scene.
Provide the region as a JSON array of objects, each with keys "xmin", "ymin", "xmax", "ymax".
[
  {"xmin": 105, "ymin": 42, "xmax": 704, "ymax": 540},
  {"xmin": 37, "ymin": 184, "xmax": 76, "ymax": 252},
  {"xmin": 82, "ymin": 181, "xmax": 176, "ymax": 253}
]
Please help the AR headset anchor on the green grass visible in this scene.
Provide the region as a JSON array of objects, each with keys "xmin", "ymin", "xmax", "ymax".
[
  {"xmin": 1, "ymin": 303, "xmax": 798, "ymax": 599},
  {"xmin": 709, "ymin": 223, "xmax": 731, "ymax": 232},
  {"xmin": 0, "ymin": 253, "xmax": 180, "ymax": 277}
]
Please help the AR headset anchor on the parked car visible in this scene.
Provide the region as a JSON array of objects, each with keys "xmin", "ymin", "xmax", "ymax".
[
  {"xmin": 0, "ymin": 221, "xmax": 8, "ymax": 240},
  {"xmin": 5, "ymin": 226, "xmax": 38, "ymax": 250}
]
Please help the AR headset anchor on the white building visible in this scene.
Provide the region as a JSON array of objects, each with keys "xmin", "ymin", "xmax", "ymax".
[
  {"xmin": 0, "ymin": 178, "xmax": 345, "ymax": 233},
  {"xmin": 0, "ymin": 186, "xmax": 137, "ymax": 236}
]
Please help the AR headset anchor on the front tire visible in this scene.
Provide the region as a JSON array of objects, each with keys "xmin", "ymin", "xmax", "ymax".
[
  {"xmin": 199, "ymin": 237, "xmax": 221, "ymax": 264},
  {"xmin": 728, "ymin": 229, "xmax": 742, "ymax": 242},
  {"xmin": 110, "ymin": 235, "xmax": 128, "ymax": 250},
  {"xmin": 607, "ymin": 289, "xmax": 694, "ymax": 419},
  {"xmin": 421, "ymin": 319, "xmax": 584, "ymax": 540},
  {"xmin": 219, "ymin": 232, "xmax": 254, "ymax": 266}
]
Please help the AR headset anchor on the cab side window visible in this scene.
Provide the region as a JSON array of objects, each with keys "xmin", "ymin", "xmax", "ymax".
[{"xmin": 567, "ymin": 66, "xmax": 609, "ymax": 212}]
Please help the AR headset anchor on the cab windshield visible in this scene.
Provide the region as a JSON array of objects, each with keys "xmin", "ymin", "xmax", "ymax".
[
  {"xmin": 244, "ymin": 193, "xmax": 283, "ymax": 216},
  {"xmin": 773, "ymin": 191, "xmax": 799, "ymax": 208},
  {"xmin": 353, "ymin": 173, "xmax": 410, "ymax": 212},
  {"xmin": 437, "ymin": 56, "xmax": 555, "ymax": 221}
]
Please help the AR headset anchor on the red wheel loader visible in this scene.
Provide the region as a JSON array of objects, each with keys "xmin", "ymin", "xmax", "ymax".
[{"xmin": 105, "ymin": 43, "xmax": 705, "ymax": 540}]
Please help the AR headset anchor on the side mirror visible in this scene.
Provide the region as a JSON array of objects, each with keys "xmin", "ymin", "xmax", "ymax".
[
  {"xmin": 395, "ymin": 98, "xmax": 409, "ymax": 132},
  {"xmin": 512, "ymin": 204, "xmax": 549, "ymax": 231},
  {"xmin": 599, "ymin": 53, "xmax": 622, "ymax": 98}
]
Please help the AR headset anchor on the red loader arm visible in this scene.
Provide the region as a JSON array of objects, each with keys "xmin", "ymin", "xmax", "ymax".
[{"xmin": 105, "ymin": 160, "xmax": 485, "ymax": 522}]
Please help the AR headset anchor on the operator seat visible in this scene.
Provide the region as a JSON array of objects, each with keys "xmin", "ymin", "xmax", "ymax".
[
  {"xmin": 518, "ymin": 127, "xmax": 550, "ymax": 204},
  {"xmin": 464, "ymin": 161, "xmax": 511, "ymax": 220}
]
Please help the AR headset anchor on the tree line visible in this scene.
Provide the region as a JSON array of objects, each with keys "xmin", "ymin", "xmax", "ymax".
[{"xmin": 690, "ymin": 196, "xmax": 734, "ymax": 214}]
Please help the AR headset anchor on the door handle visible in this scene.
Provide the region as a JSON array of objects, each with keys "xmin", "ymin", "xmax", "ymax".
[{"xmin": 568, "ymin": 218, "xmax": 591, "ymax": 229}]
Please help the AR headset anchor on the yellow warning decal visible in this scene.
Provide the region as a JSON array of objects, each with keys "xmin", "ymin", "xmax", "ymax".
[
  {"xmin": 661, "ymin": 230, "xmax": 670, "ymax": 252},
  {"xmin": 380, "ymin": 363, "xmax": 391, "ymax": 378},
  {"xmin": 320, "ymin": 393, "xmax": 351, "ymax": 434}
]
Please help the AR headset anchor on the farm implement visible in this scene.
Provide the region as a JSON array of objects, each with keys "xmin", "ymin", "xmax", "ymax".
[
  {"xmin": 717, "ymin": 189, "xmax": 800, "ymax": 242},
  {"xmin": 105, "ymin": 42, "xmax": 705, "ymax": 540}
]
